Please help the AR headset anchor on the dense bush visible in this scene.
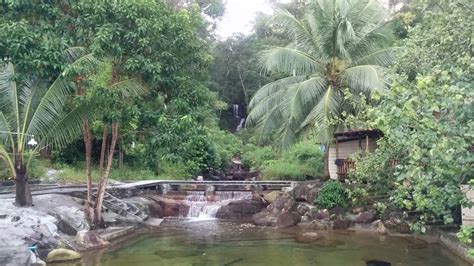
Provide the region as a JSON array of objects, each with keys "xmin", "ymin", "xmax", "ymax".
[
  {"xmin": 242, "ymin": 140, "xmax": 324, "ymax": 181},
  {"xmin": 315, "ymin": 181, "xmax": 348, "ymax": 209}
]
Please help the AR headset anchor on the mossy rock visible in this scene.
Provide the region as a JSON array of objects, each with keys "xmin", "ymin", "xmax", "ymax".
[
  {"xmin": 263, "ymin": 191, "xmax": 281, "ymax": 204},
  {"xmin": 46, "ymin": 248, "xmax": 81, "ymax": 263}
]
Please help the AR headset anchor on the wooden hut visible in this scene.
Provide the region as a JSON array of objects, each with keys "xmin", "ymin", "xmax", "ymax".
[{"xmin": 328, "ymin": 129, "xmax": 383, "ymax": 180}]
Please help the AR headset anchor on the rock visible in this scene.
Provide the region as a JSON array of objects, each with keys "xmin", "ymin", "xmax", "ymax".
[
  {"xmin": 333, "ymin": 219, "xmax": 351, "ymax": 229},
  {"xmin": 276, "ymin": 211, "xmax": 301, "ymax": 228},
  {"xmin": 297, "ymin": 220, "xmax": 331, "ymax": 230},
  {"xmin": 291, "ymin": 181, "xmax": 321, "ymax": 202},
  {"xmin": 295, "ymin": 232, "xmax": 323, "ymax": 243},
  {"xmin": 151, "ymin": 197, "xmax": 189, "ymax": 217},
  {"xmin": 384, "ymin": 220, "xmax": 411, "ymax": 234},
  {"xmin": 267, "ymin": 193, "xmax": 297, "ymax": 217},
  {"xmin": 372, "ymin": 220, "xmax": 387, "ymax": 234},
  {"xmin": 263, "ymin": 191, "xmax": 281, "ymax": 204},
  {"xmin": 0, "ymin": 247, "xmax": 34, "ymax": 266},
  {"xmin": 11, "ymin": 216, "xmax": 20, "ymax": 222},
  {"xmin": 351, "ymin": 206, "xmax": 366, "ymax": 214},
  {"xmin": 75, "ymin": 230, "xmax": 110, "ymax": 250},
  {"xmin": 307, "ymin": 209, "xmax": 330, "ymax": 220},
  {"xmin": 253, "ymin": 210, "xmax": 277, "ymax": 226},
  {"xmin": 46, "ymin": 249, "xmax": 81, "ymax": 263},
  {"xmin": 29, "ymin": 251, "xmax": 47, "ymax": 266},
  {"xmin": 355, "ymin": 211, "xmax": 375, "ymax": 224},
  {"xmin": 296, "ymin": 203, "xmax": 313, "ymax": 216},
  {"xmin": 329, "ymin": 207, "xmax": 347, "ymax": 216},
  {"xmin": 216, "ymin": 197, "xmax": 265, "ymax": 220},
  {"xmin": 383, "ymin": 212, "xmax": 411, "ymax": 233}
]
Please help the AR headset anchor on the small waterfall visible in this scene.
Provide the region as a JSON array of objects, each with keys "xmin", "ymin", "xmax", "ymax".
[
  {"xmin": 236, "ymin": 118, "xmax": 245, "ymax": 132},
  {"xmin": 232, "ymin": 104, "xmax": 239, "ymax": 118},
  {"xmin": 183, "ymin": 191, "xmax": 252, "ymax": 220}
]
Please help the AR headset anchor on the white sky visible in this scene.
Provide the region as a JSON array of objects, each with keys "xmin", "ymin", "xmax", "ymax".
[
  {"xmin": 216, "ymin": 0, "xmax": 390, "ymax": 39},
  {"xmin": 216, "ymin": 0, "xmax": 275, "ymax": 38}
]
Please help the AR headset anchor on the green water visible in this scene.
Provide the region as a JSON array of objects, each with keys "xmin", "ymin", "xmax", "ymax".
[{"xmin": 84, "ymin": 221, "xmax": 468, "ymax": 266}]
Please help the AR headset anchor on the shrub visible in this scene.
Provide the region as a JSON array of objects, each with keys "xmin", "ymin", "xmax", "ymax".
[
  {"xmin": 261, "ymin": 161, "xmax": 307, "ymax": 181},
  {"xmin": 241, "ymin": 144, "xmax": 276, "ymax": 171},
  {"xmin": 315, "ymin": 181, "xmax": 348, "ymax": 209}
]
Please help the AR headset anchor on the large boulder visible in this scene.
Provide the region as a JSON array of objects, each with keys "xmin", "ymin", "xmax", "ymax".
[
  {"xmin": 332, "ymin": 218, "xmax": 351, "ymax": 229},
  {"xmin": 383, "ymin": 212, "xmax": 412, "ymax": 234},
  {"xmin": 276, "ymin": 211, "xmax": 301, "ymax": 228},
  {"xmin": 216, "ymin": 197, "xmax": 265, "ymax": 220},
  {"xmin": 291, "ymin": 180, "xmax": 322, "ymax": 202},
  {"xmin": 267, "ymin": 193, "xmax": 297, "ymax": 217},
  {"xmin": 253, "ymin": 210, "xmax": 277, "ymax": 226},
  {"xmin": 355, "ymin": 211, "xmax": 375, "ymax": 224},
  {"xmin": 263, "ymin": 191, "xmax": 282, "ymax": 204},
  {"xmin": 46, "ymin": 249, "xmax": 81, "ymax": 263},
  {"xmin": 148, "ymin": 197, "xmax": 189, "ymax": 217},
  {"xmin": 75, "ymin": 230, "xmax": 110, "ymax": 250},
  {"xmin": 125, "ymin": 197, "xmax": 163, "ymax": 218}
]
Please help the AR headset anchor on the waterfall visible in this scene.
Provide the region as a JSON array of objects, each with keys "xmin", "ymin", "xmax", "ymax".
[
  {"xmin": 236, "ymin": 118, "xmax": 245, "ymax": 132},
  {"xmin": 232, "ymin": 104, "xmax": 239, "ymax": 118},
  {"xmin": 183, "ymin": 191, "xmax": 252, "ymax": 220},
  {"xmin": 232, "ymin": 104, "xmax": 246, "ymax": 132}
]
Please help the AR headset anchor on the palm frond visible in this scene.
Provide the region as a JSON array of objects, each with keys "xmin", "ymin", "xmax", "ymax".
[
  {"xmin": 0, "ymin": 144, "xmax": 15, "ymax": 177},
  {"xmin": 39, "ymin": 102, "xmax": 95, "ymax": 149},
  {"xmin": 26, "ymin": 76, "xmax": 74, "ymax": 138},
  {"xmin": 342, "ymin": 65, "xmax": 386, "ymax": 93},
  {"xmin": 261, "ymin": 45, "xmax": 324, "ymax": 75},
  {"xmin": 270, "ymin": 8, "xmax": 318, "ymax": 52},
  {"xmin": 109, "ymin": 78, "xmax": 146, "ymax": 99},
  {"xmin": 249, "ymin": 75, "xmax": 306, "ymax": 110},
  {"xmin": 353, "ymin": 47, "xmax": 395, "ymax": 66}
]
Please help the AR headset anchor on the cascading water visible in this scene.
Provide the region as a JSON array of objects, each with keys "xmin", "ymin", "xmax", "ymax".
[
  {"xmin": 232, "ymin": 104, "xmax": 246, "ymax": 132},
  {"xmin": 183, "ymin": 191, "xmax": 252, "ymax": 220},
  {"xmin": 232, "ymin": 104, "xmax": 240, "ymax": 118},
  {"xmin": 236, "ymin": 118, "xmax": 245, "ymax": 131}
]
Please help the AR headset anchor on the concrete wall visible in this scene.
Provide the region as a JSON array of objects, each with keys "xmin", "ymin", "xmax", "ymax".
[
  {"xmin": 328, "ymin": 138, "xmax": 377, "ymax": 180},
  {"xmin": 461, "ymin": 185, "xmax": 474, "ymax": 226}
]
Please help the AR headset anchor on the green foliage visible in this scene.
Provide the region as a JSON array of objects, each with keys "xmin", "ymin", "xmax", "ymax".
[
  {"xmin": 366, "ymin": 76, "xmax": 472, "ymax": 224},
  {"xmin": 247, "ymin": 0, "xmax": 395, "ymax": 147},
  {"xmin": 457, "ymin": 226, "xmax": 474, "ymax": 258},
  {"xmin": 241, "ymin": 144, "xmax": 277, "ymax": 171},
  {"xmin": 346, "ymin": 187, "xmax": 371, "ymax": 206},
  {"xmin": 315, "ymin": 181, "xmax": 348, "ymax": 209},
  {"xmin": 345, "ymin": 0, "xmax": 473, "ymax": 228},
  {"xmin": 242, "ymin": 140, "xmax": 324, "ymax": 181}
]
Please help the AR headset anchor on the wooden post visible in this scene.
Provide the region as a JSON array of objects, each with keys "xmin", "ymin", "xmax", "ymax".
[
  {"xmin": 365, "ymin": 135, "xmax": 369, "ymax": 153},
  {"xmin": 335, "ymin": 138, "xmax": 339, "ymax": 159}
]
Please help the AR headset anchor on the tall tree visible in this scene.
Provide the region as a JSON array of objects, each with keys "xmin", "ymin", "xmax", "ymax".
[{"xmin": 246, "ymin": 0, "xmax": 395, "ymax": 175}]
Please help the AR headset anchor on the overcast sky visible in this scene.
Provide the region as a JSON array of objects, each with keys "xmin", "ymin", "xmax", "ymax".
[
  {"xmin": 216, "ymin": 0, "xmax": 275, "ymax": 38},
  {"xmin": 215, "ymin": 0, "xmax": 390, "ymax": 38}
]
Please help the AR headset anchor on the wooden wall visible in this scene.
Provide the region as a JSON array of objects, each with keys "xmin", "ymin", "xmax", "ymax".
[{"xmin": 328, "ymin": 138, "xmax": 378, "ymax": 180}]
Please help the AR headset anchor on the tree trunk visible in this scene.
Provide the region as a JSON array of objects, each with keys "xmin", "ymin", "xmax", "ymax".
[
  {"xmin": 93, "ymin": 123, "xmax": 119, "ymax": 228},
  {"xmin": 323, "ymin": 145, "xmax": 330, "ymax": 179},
  {"xmin": 82, "ymin": 119, "xmax": 94, "ymax": 225},
  {"xmin": 14, "ymin": 156, "xmax": 32, "ymax": 206},
  {"xmin": 98, "ymin": 125, "xmax": 108, "ymax": 177}
]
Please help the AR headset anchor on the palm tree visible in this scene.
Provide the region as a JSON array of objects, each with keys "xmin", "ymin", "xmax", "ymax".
[
  {"xmin": 247, "ymin": 0, "xmax": 394, "ymax": 176},
  {"xmin": 0, "ymin": 62, "xmax": 91, "ymax": 206}
]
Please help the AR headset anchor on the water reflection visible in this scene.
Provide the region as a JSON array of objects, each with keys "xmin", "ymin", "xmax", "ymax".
[{"xmin": 81, "ymin": 221, "xmax": 467, "ymax": 266}]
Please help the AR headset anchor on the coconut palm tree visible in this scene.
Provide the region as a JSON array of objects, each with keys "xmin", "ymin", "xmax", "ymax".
[
  {"xmin": 246, "ymin": 0, "xmax": 395, "ymax": 176},
  {"xmin": 0, "ymin": 61, "xmax": 93, "ymax": 206},
  {"xmin": 248, "ymin": 0, "xmax": 394, "ymax": 144}
]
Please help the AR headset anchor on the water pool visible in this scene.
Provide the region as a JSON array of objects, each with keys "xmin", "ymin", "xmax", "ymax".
[{"xmin": 83, "ymin": 221, "xmax": 468, "ymax": 266}]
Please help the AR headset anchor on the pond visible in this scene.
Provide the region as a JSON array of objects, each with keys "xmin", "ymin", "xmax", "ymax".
[{"xmin": 83, "ymin": 221, "xmax": 468, "ymax": 266}]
